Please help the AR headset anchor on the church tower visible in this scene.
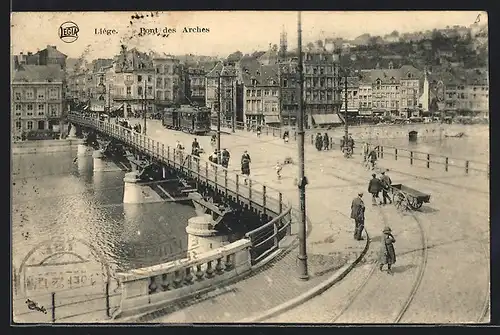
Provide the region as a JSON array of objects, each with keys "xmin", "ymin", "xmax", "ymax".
[{"xmin": 279, "ymin": 25, "xmax": 288, "ymax": 62}]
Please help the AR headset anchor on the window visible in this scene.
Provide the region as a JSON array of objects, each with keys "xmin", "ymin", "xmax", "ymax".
[
  {"xmin": 27, "ymin": 121, "xmax": 33, "ymax": 130},
  {"xmin": 138, "ymin": 87, "xmax": 143, "ymax": 96},
  {"xmin": 26, "ymin": 90, "xmax": 34, "ymax": 99},
  {"xmin": 49, "ymin": 104, "xmax": 58, "ymax": 116},
  {"xmin": 126, "ymin": 86, "xmax": 131, "ymax": 95},
  {"xmin": 264, "ymin": 90, "xmax": 270, "ymax": 96},
  {"xmin": 138, "ymin": 75, "xmax": 142, "ymax": 82},
  {"xmin": 37, "ymin": 90, "xmax": 45, "ymax": 99},
  {"xmin": 148, "ymin": 75, "xmax": 152, "ymax": 82},
  {"xmin": 38, "ymin": 120, "xmax": 45, "ymax": 130},
  {"xmin": 246, "ymin": 89, "xmax": 251, "ymax": 96},
  {"xmin": 251, "ymin": 79, "xmax": 257, "ymax": 86},
  {"xmin": 99, "ymin": 95, "xmax": 105, "ymax": 101},
  {"xmin": 156, "ymin": 78, "xmax": 162, "ymax": 88},
  {"xmin": 15, "ymin": 104, "xmax": 22, "ymax": 111},
  {"xmin": 15, "ymin": 121, "xmax": 21, "ymax": 129},
  {"xmin": 15, "ymin": 92, "xmax": 22, "ymax": 100},
  {"xmin": 272, "ymin": 90, "xmax": 278, "ymax": 96},
  {"xmin": 126, "ymin": 75, "xmax": 132, "ymax": 82},
  {"xmin": 257, "ymin": 90, "xmax": 262, "ymax": 97},
  {"xmin": 283, "ymin": 79, "xmax": 288, "ymax": 88},
  {"xmin": 147, "ymin": 87, "xmax": 153, "ymax": 95},
  {"xmin": 38, "ymin": 104, "xmax": 44, "ymax": 111}
]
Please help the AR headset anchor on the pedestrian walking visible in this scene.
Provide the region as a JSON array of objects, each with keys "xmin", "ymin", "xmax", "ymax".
[
  {"xmin": 379, "ymin": 226, "xmax": 396, "ymax": 274},
  {"xmin": 283, "ymin": 130, "xmax": 289, "ymax": 143},
  {"xmin": 221, "ymin": 148, "xmax": 230, "ymax": 168},
  {"xmin": 256, "ymin": 125, "xmax": 262, "ymax": 137},
  {"xmin": 241, "ymin": 151, "xmax": 251, "ymax": 185},
  {"xmin": 275, "ymin": 161, "xmax": 283, "ymax": 180},
  {"xmin": 323, "ymin": 133, "xmax": 330, "ymax": 151},
  {"xmin": 315, "ymin": 133, "xmax": 323, "ymax": 151},
  {"xmin": 368, "ymin": 173, "xmax": 383, "ymax": 205},
  {"xmin": 380, "ymin": 170, "xmax": 392, "ymax": 205},
  {"xmin": 368, "ymin": 148, "xmax": 378, "ymax": 170},
  {"xmin": 191, "ymin": 138, "xmax": 200, "ymax": 155},
  {"xmin": 350, "ymin": 192, "xmax": 365, "ymax": 241}
]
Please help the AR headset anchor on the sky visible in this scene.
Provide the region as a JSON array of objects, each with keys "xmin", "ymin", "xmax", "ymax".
[{"xmin": 11, "ymin": 11, "xmax": 487, "ymax": 60}]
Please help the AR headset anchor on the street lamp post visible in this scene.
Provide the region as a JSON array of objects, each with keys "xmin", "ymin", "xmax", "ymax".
[
  {"xmin": 143, "ymin": 79, "xmax": 147, "ymax": 135},
  {"xmin": 344, "ymin": 71, "xmax": 349, "ymax": 143},
  {"xmin": 217, "ymin": 65, "xmax": 222, "ymax": 163},
  {"xmin": 296, "ymin": 11, "xmax": 309, "ymax": 281}
]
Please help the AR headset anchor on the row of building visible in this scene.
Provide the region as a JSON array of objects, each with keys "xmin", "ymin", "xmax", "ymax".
[{"xmin": 11, "ymin": 38, "xmax": 489, "ymax": 137}]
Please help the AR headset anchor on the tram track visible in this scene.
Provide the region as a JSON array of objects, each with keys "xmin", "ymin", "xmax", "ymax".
[{"xmin": 299, "ymin": 155, "xmax": 487, "ymax": 324}]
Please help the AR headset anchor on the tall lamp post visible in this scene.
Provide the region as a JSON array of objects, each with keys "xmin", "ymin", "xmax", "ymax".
[
  {"xmin": 296, "ymin": 11, "xmax": 309, "ymax": 281},
  {"xmin": 216, "ymin": 64, "xmax": 222, "ymax": 162},
  {"xmin": 143, "ymin": 79, "xmax": 147, "ymax": 135}
]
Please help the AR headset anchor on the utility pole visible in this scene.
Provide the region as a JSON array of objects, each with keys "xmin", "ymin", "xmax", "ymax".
[
  {"xmin": 296, "ymin": 11, "xmax": 309, "ymax": 281},
  {"xmin": 344, "ymin": 71, "xmax": 349, "ymax": 143},
  {"xmin": 232, "ymin": 76, "xmax": 236, "ymax": 133},
  {"xmin": 217, "ymin": 65, "xmax": 222, "ymax": 163},
  {"xmin": 143, "ymin": 79, "xmax": 147, "ymax": 135},
  {"xmin": 107, "ymin": 83, "xmax": 111, "ymax": 122}
]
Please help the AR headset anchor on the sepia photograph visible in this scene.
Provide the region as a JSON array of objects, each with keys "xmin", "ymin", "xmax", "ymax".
[{"xmin": 10, "ymin": 10, "xmax": 489, "ymax": 324}]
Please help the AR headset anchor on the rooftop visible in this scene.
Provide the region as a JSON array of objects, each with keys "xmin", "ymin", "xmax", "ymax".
[
  {"xmin": 241, "ymin": 62, "xmax": 279, "ymax": 87},
  {"xmin": 13, "ymin": 65, "xmax": 65, "ymax": 82}
]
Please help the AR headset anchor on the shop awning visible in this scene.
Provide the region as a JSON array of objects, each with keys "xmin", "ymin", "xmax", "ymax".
[
  {"xmin": 111, "ymin": 104, "xmax": 124, "ymax": 112},
  {"xmin": 312, "ymin": 113, "xmax": 342, "ymax": 125},
  {"xmin": 265, "ymin": 115, "xmax": 280, "ymax": 124}
]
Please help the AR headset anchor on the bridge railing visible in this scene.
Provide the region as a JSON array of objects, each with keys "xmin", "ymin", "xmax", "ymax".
[
  {"xmin": 209, "ymin": 118, "xmax": 489, "ymax": 178},
  {"xmin": 69, "ymin": 113, "xmax": 294, "ymax": 262}
]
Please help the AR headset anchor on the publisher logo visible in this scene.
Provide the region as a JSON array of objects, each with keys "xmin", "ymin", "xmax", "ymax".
[{"xmin": 59, "ymin": 21, "xmax": 79, "ymax": 43}]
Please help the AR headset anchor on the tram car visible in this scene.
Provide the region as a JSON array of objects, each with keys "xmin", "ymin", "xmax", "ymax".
[{"xmin": 162, "ymin": 105, "xmax": 211, "ymax": 135}]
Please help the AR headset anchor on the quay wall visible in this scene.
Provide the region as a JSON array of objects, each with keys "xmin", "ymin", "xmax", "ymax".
[{"xmin": 12, "ymin": 139, "xmax": 84, "ymax": 155}]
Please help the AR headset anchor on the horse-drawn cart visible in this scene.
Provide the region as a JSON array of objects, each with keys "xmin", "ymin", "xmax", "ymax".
[{"xmin": 390, "ymin": 183, "xmax": 431, "ymax": 211}]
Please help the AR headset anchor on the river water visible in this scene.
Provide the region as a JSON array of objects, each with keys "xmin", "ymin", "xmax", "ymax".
[
  {"xmin": 12, "ymin": 147, "xmax": 196, "ymax": 281},
  {"xmin": 371, "ymin": 125, "xmax": 489, "ymax": 162}
]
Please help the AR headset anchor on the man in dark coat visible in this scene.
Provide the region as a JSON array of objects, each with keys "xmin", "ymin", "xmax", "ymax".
[
  {"xmin": 221, "ymin": 148, "xmax": 230, "ymax": 168},
  {"xmin": 241, "ymin": 150, "xmax": 251, "ymax": 185},
  {"xmin": 323, "ymin": 133, "xmax": 329, "ymax": 151},
  {"xmin": 191, "ymin": 138, "xmax": 200, "ymax": 155},
  {"xmin": 351, "ymin": 192, "xmax": 365, "ymax": 241},
  {"xmin": 380, "ymin": 170, "xmax": 392, "ymax": 205},
  {"xmin": 368, "ymin": 173, "xmax": 383, "ymax": 205},
  {"xmin": 315, "ymin": 133, "xmax": 323, "ymax": 151}
]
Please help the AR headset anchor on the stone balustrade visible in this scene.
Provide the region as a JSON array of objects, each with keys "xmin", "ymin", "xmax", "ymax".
[{"xmin": 114, "ymin": 239, "xmax": 252, "ymax": 318}]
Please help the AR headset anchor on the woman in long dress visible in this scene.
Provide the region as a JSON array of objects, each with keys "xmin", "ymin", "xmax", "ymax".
[{"xmin": 379, "ymin": 226, "xmax": 396, "ymax": 274}]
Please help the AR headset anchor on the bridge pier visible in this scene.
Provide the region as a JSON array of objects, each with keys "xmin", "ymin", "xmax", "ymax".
[
  {"xmin": 77, "ymin": 143, "xmax": 93, "ymax": 157},
  {"xmin": 68, "ymin": 123, "xmax": 78, "ymax": 139},
  {"xmin": 186, "ymin": 214, "xmax": 229, "ymax": 259},
  {"xmin": 123, "ymin": 171, "xmax": 165, "ymax": 204},
  {"xmin": 93, "ymin": 149, "xmax": 122, "ymax": 172}
]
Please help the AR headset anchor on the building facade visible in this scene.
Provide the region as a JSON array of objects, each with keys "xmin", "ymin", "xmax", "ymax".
[
  {"xmin": 443, "ymin": 68, "xmax": 489, "ymax": 115},
  {"xmin": 278, "ymin": 59, "xmax": 299, "ymax": 126},
  {"xmin": 339, "ymin": 76, "xmax": 360, "ymax": 115},
  {"xmin": 37, "ymin": 45, "xmax": 67, "ymax": 69},
  {"xmin": 185, "ymin": 67, "xmax": 207, "ymax": 106},
  {"xmin": 205, "ymin": 62, "xmax": 223, "ymax": 113},
  {"xmin": 241, "ymin": 62, "xmax": 280, "ymax": 126},
  {"xmin": 113, "ymin": 47, "xmax": 156, "ymax": 117},
  {"xmin": 303, "ymin": 48, "xmax": 340, "ymax": 128},
  {"xmin": 12, "ymin": 65, "xmax": 65, "ymax": 139},
  {"xmin": 360, "ymin": 65, "xmax": 422, "ymax": 117},
  {"xmin": 151, "ymin": 53, "xmax": 183, "ymax": 110}
]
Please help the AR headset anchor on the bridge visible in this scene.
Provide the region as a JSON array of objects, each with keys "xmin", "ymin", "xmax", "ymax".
[
  {"xmin": 17, "ymin": 113, "xmax": 487, "ymax": 323},
  {"xmin": 66, "ymin": 112, "xmax": 296, "ymax": 319}
]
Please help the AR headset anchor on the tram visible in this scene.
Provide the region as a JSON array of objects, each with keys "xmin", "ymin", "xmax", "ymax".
[{"xmin": 162, "ymin": 105, "xmax": 211, "ymax": 135}]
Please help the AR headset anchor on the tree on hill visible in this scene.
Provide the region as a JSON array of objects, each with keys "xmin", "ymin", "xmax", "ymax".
[{"xmin": 227, "ymin": 51, "xmax": 243, "ymax": 62}]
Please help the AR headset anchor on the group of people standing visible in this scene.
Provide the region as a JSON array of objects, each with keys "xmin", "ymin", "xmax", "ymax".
[
  {"xmin": 350, "ymin": 170, "xmax": 396, "ymax": 274},
  {"xmin": 315, "ymin": 133, "xmax": 332, "ymax": 151}
]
